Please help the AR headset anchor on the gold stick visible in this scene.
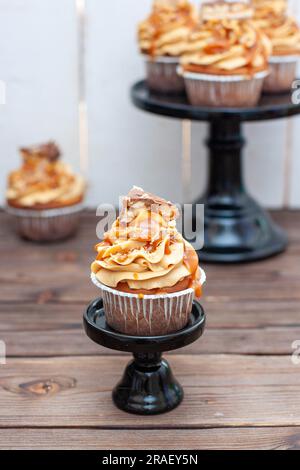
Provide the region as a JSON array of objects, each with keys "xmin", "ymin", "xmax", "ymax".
[{"xmin": 76, "ymin": 0, "xmax": 89, "ymax": 178}]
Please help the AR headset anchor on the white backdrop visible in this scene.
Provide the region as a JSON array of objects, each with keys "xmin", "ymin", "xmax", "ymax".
[{"xmin": 0, "ymin": 0, "xmax": 300, "ymax": 208}]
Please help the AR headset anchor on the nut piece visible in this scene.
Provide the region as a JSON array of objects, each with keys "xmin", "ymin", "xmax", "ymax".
[
  {"xmin": 121, "ymin": 186, "xmax": 179, "ymax": 223},
  {"xmin": 20, "ymin": 141, "xmax": 61, "ymax": 163}
]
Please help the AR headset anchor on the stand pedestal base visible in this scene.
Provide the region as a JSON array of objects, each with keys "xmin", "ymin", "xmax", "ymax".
[
  {"xmin": 83, "ymin": 299, "xmax": 205, "ymax": 415},
  {"xmin": 195, "ymin": 119, "xmax": 288, "ymax": 263},
  {"xmin": 198, "ymin": 197, "xmax": 288, "ymax": 263},
  {"xmin": 113, "ymin": 353, "xmax": 183, "ymax": 415}
]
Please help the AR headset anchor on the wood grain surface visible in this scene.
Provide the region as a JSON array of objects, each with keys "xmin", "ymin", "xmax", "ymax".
[{"xmin": 0, "ymin": 210, "xmax": 300, "ymax": 450}]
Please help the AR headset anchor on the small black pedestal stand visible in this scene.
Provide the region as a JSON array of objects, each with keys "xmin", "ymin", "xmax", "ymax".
[
  {"xmin": 131, "ymin": 81, "xmax": 300, "ymax": 263},
  {"xmin": 83, "ymin": 298, "xmax": 206, "ymax": 415}
]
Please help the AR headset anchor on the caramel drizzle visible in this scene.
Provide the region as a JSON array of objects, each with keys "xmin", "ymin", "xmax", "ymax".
[{"xmin": 182, "ymin": 19, "xmax": 270, "ymax": 76}]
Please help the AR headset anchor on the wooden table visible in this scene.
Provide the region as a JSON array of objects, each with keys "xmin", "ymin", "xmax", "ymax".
[{"xmin": 1, "ymin": 210, "xmax": 300, "ymax": 450}]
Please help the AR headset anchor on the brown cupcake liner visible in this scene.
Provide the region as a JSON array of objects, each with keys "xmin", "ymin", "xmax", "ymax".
[
  {"xmin": 179, "ymin": 68, "xmax": 268, "ymax": 107},
  {"xmin": 263, "ymin": 56, "xmax": 299, "ymax": 94},
  {"xmin": 91, "ymin": 270, "xmax": 206, "ymax": 336},
  {"xmin": 5, "ymin": 203, "xmax": 84, "ymax": 242},
  {"xmin": 143, "ymin": 55, "xmax": 185, "ymax": 94}
]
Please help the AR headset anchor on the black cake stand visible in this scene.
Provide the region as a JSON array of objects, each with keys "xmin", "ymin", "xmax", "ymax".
[
  {"xmin": 131, "ymin": 81, "xmax": 300, "ymax": 263},
  {"xmin": 83, "ymin": 298, "xmax": 206, "ymax": 415}
]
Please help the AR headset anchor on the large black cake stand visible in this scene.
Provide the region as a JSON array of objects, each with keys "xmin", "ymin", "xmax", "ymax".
[
  {"xmin": 83, "ymin": 298, "xmax": 206, "ymax": 415},
  {"xmin": 131, "ymin": 81, "xmax": 300, "ymax": 263}
]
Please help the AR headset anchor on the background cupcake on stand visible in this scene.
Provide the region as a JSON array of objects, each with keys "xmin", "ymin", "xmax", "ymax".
[
  {"xmin": 253, "ymin": 0, "xmax": 300, "ymax": 93},
  {"xmin": 137, "ymin": 0, "xmax": 198, "ymax": 93},
  {"xmin": 178, "ymin": 0, "xmax": 272, "ymax": 107},
  {"xmin": 6, "ymin": 142, "xmax": 86, "ymax": 242}
]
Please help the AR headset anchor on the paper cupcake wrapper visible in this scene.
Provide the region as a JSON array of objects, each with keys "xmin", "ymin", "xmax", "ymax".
[
  {"xmin": 178, "ymin": 67, "xmax": 268, "ymax": 107},
  {"xmin": 142, "ymin": 54, "xmax": 180, "ymax": 64},
  {"xmin": 269, "ymin": 55, "xmax": 300, "ymax": 64},
  {"xmin": 5, "ymin": 202, "xmax": 84, "ymax": 218},
  {"xmin": 178, "ymin": 67, "xmax": 269, "ymax": 82},
  {"xmin": 143, "ymin": 55, "xmax": 185, "ymax": 93},
  {"xmin": 5, "ymin": 203, "xmax": 84, "ymax": 242},
  {"xmin": 91, "ymin": 269, "xmax": 206, "ymax": 336},
  {"xmin": 264, "ymin": 58, "xmax": 298, "ymax": 93}
]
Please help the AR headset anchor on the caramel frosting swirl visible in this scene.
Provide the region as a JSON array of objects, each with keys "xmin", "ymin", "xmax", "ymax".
[
  {"xmin": 6, "ymin": 142, "xmax": 85, "ymax": 209},
  {"xmin": 253, "ymin": 0, "xmax": 287, "ymax": 19},
  {"xmin": 253, "ymin": 1, "xmax": 300, "ymax": 56},
  {"xmin": 180, "ymin": 17, "xmax": 272, "ymax": 75},
  {"xmin": 138, "ymin": 0, "xmax": 197, "ymax": 57},
  {"xmin": 91, "ymin": 187, "xmax": 202, "ymax": 296}
]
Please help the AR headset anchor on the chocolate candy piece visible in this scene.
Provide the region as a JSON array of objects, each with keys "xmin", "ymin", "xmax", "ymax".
[{"xmin": 20, "ymin": 141, "xmax": 61, "ymax": 162}]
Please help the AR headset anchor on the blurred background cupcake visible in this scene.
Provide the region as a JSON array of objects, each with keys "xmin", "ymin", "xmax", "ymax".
[
  {"xmin": 137, "ymin": 0, "xmax": 198, "ymax": 93},
  {"xmin": 6, "ymin": 142, "xmax": 86, "ymax": 242},
  {"xmin": 253, "ymin": 0, "xmax": 300, "ymax": 93},
  {"xmin": 180, "ymin": 1, "xmax": 271, "ymax": 107},
  {"xmin": 179, "ymin": 0, "xmax": 271, "ymax": 107}
]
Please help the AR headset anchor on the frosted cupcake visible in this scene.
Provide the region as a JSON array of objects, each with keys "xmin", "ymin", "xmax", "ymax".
[
  {"xmin": 91, "ymin": 187, "xmax": 205, "ymax": 336},
  {"xmin": 138, "ymin": 0, "xmax": 197, "ymax": 93},
  {"xmin": 179, "ymin": 1, "xmax": 271, "ymax": 107},
  {"xmin": 6, "ymin": 142, "xmax": 85, "ymax": 242},
  {"xmin": 253, "ymin": 0, "xmax": 300, "ymax": 93}
]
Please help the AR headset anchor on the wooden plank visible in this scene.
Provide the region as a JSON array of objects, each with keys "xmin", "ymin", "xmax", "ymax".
[
  {"xmin": 0, "ymin": 355, "xmax": 300, "ymax": 428},
  {"xmin": 4, "ymin": 270, "xmax": 300, "ymax": 304},
  {"xmin": 2, "ymin": 299, "xmax": 300, "ymax": 329},
  {"xmin": 2, "ymin": 211, "xmax": 300, "ymax": 304},
  {"xmin": 0, "ymin": 426, "xmax": 300, "ymax": 450},
  {"xmin": 0, "ymin": 0, "xmax": 80, "ymax": 205},
  {"xmin": 1, "ymin": 299, "xmax": 300, "ymax": 356},
  {"xmin": 1, "ymin": 318, "xmax": 300, "ymax": 356},
  {"xmin": 3, "ymin": 276, "xmax": 300, "ymax": 303}
]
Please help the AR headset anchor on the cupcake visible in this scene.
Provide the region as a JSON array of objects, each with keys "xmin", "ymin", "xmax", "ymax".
[
  {"xmin": 179, "ymin": 1, "xmax": 272, "ymax": 107},
  {"xmin": 91, "ymin": 186, "xmax": 206, "ymax": 336},
  {"xmin": 138, "ymin": 0, "xmax": 197, "ymax": 93},
  {"xmin": 6, "ymin": 142, "xmax": 85, "ymax": 242},
  {"xmin": 253, "ymin": 0, "xmax": 300, "ymax": 93}
]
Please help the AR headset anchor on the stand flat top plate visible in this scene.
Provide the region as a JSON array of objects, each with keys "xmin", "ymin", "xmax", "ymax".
[
  {"xmin": 83, "ymin": 298, "xmax": 206, "ymax": 354},
  {"xmin": 131, "ymin": 80, "xmax": 300, "ymax": 122}
]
